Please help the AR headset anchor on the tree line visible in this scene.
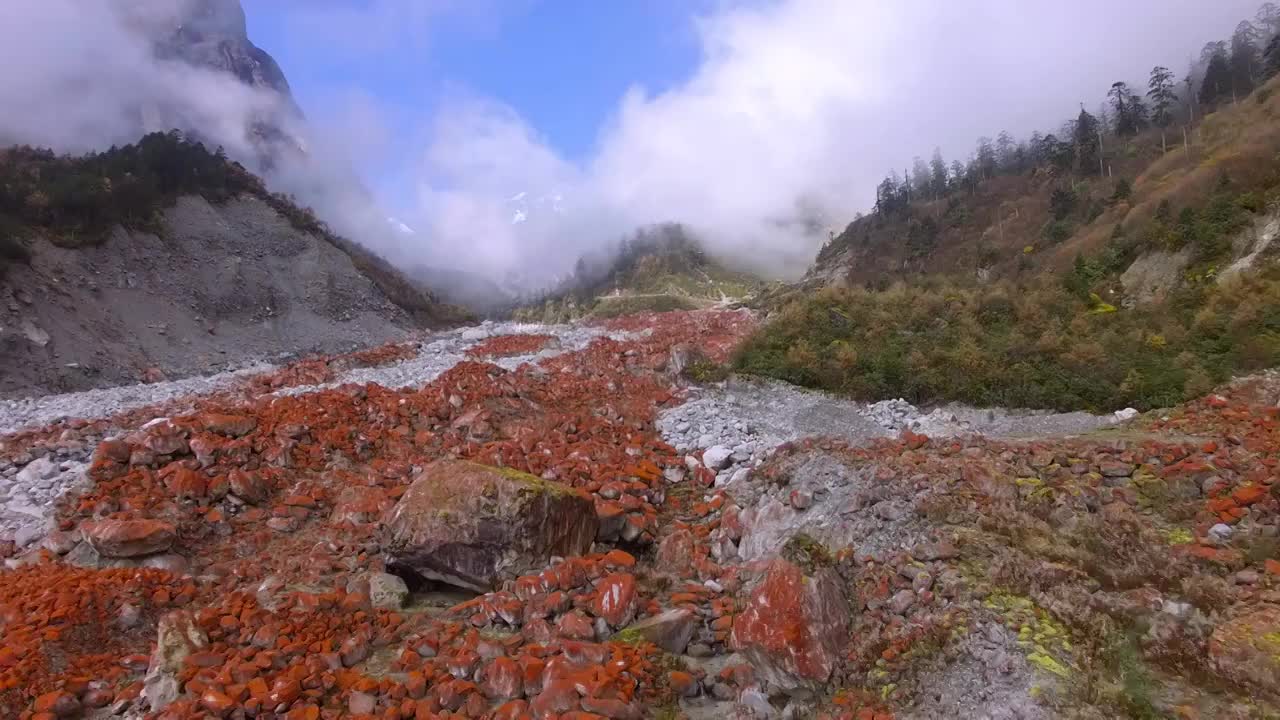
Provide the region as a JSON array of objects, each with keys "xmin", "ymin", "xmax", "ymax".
[
  {"xmin": 0, "ymin": 131, "xmax": 261, "ymax": 247},
  {"xmin": 873, "ymin": 2, "xmax": 1280, "ymax": 216}
]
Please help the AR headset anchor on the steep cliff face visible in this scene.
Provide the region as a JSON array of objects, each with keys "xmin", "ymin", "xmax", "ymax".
[
  {"xmin": 138, "ymin": 0, "xmax": 305, "ymax": 163},
  {"xmin": 153, "ymin": 0, "xmax": 297, "ymax": 111}
]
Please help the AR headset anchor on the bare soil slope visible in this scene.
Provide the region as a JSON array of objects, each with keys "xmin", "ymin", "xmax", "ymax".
[{"xmin": 1, "ymin": 195, "xmax": 415, "ymax": 398}]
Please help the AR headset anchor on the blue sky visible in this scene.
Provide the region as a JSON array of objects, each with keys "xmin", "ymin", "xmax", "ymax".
[
  {"xmin": 242, "ymin": 1, "xmax": 708, "ymax": 164},
  {"xmin": 229, "ymin": 0, "xmax": 1262, "ymax": 283}
]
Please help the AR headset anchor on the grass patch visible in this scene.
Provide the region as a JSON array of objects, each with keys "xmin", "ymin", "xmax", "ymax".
[{"xmin": 590, "ymin": 294, "xmax": 701, "ymax": 318}]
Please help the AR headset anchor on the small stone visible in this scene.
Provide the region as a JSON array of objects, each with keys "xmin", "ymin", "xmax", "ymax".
[
  {"xmin": 367, "ymin": 572, "xmax": 410, "ymax": 609},
  {"xmin": 888, "ymin": 589, "xmax": 916, "ymax": 614},
  {"xmin": 1098, "ymin": 461, "xmax": 1135, "ymax": 478},
  {"xmin": 1234, "ymin": 570, "xmax": 1261, "ymax": 585},
  {"xmin": 618, "ymin": 609, "xmax": 698, "ymax": 654},
  {"xmin": 789, "ymin": 490, "xmax": 812, "ymax": 510},
  {"xmin": 703, "ymin": 446, "xmax": 734, "ymax": 470},
  {"xmin": 1209, "ymin": 523, "xmax": 1234, "ymax": 542},
  {"xmin": 348, "ymin": 691, "xmax": 376, "ymax": 715},
  {"xmin": 687, "ymin": 642, "xmax": 713, "ymax": 658}
]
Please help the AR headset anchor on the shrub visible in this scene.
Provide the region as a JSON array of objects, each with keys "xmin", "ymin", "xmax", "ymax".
[
  {"xmin": 733, "ymin": 263, "xmax": 1280, "ymax": 412},
  {"xmin": 1042, "ymin": 219, "xmax": 1074, "ymax": 244},
  {"xmin": 0, "ymin": 216, "xmax": 31, "ymax": 276}
]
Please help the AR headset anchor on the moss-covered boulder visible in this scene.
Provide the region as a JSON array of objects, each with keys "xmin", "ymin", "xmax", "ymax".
[{"xmin": 380, "ymin": 460, "xmax": 598, "ymax": 592}]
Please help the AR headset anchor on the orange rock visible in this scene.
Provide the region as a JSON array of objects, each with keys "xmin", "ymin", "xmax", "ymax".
[
  {"xmin": 80, "ymin": 519, "xmax": 176, "ymax": 558},
  {"xmin": 33, "ymin": 691, "xmax": 79, "ymax": 718},
  {"xmin": 200, "ymin": 689, "xmax": 236, "ymax": 717},
  {"xmin": 591, "ymin": 573, "xmax": 638, "ymax": 627},
  {"xmin": 730, "ymin": 558, "xmax": 852, "ymax": 690},
  {"xmin": 667, "ymin": 670, "xmax": 698, "ymax": 697},
  {"xmin": 1232, "ymin": 485, "xmax": 1266, "ymax": 506}
]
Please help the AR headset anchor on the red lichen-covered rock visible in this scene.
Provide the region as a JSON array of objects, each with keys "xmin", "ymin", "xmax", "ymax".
[
  {"xmin": 228, "ymin": 469, "xmax": 270, "ymax": 505},
  {"xmin": 95, "ymin": 438, "xmax": 133, "ymax": 463},
  {"xmin": 32, "ymin": 691, "xmax": 80, "ymax": 718},
  {"xmin": 591, "ymin": 572, "xmax": 638, "ymax": 627},
  {"xmin": 480, "ymin": 656, "xmax": 524, "ymax": 700},
  {"xmin": 331, "ymin": 486, "xmax": 391, "ymax": 525},
  {"xmin": 138, "ymin": 420, "xmax": 188, "ymax": 456},
  {"xmin": 1209, "ymin": 604, "xmax": 1280, "ymax": 693},
  {"xmin": 730, "ymin": 558, "xmax": 851, "ymax": 690},
  {"xmin": 81, "ymin": 519, "xmax": 177, "ymax": 558},
  {"xmin": 381, "ymin": 460, "xmax": 598, "ymax": 592},
  {"xmin": 655, "ymin": 528, "xmax": 696, "ymax": 569},
  {"xmin": 200, "ymin": 414, "xmax": 258, "ymax": 438}
]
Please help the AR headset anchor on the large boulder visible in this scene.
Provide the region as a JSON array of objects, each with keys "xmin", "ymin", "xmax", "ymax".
[
  {"xmin": 82, "ymin": 519, "xmax": 176, "ymax": 558},
  {"xmin": 381, "ymin": 460, "xmax": 598, "ymax": 592},
  {"xmin": 730, "ymin": 558, "xmax": 851, "ymax": 691}
]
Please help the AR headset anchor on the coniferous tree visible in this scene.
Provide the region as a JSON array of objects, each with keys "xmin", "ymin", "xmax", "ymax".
[
  {"xmin": 995, "ymin": 131, "xmax": 1016, "ymax": 173},
  {"xmin": 1200, "ymin": 42, "xmax": 1233, "ymax": 106},
  {"xmin": 948, "ymin": 160, "xmax": 966, "ymax": 191},
  {"xmin": 975, "ymin": 137, "xmax": 997, "ymax": 179},
  {"xmin": 1109, "ymin": 82, "xmax": 1138, "ymax": 136},
  {"xmin": 1027, "ymin": 132, "xmax": 1046, "ymax": 166},
  {"xmin": 1012, "ymin": 141, "xmax": 1029, "ymax": 173},
  {"xmin": 911, "ymin": 156, "xmax": 931, "ymax": 197},
  {"xmin": 1229, "ymin": 21, "xmax": 1262, "ymax": 97},
  {"xmin": 1266, "ymin": 33, "xmax": 1280, "ymax": 79},
  {"xmin": 1259, "ymin": 2, "xmax": 1280, "ymax": 38},
  {"xmin": 929, "ymin": 148, "xmax": 949, "ymax": 198},
  {"xmin": 1072, "ymin": 108, "xmax": 1102, "ymax": 175},
  {"xmin": 1148, "ymin": 66, "xmax": 1178, "ymax": 152}
]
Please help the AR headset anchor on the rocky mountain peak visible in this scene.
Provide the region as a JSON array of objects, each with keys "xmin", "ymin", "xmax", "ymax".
[{"xmin": 153, "ymin": 0, "xmax": 296, "ymax": 110}]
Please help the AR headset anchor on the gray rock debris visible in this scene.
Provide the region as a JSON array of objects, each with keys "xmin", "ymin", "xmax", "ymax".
[
  {"xmin": 1, "ymin": 456, "xmax": 91, "ymax": 547},
  {"xmin": 898, "ymin": 622, "xmax": 1049, "ymax": 720}
]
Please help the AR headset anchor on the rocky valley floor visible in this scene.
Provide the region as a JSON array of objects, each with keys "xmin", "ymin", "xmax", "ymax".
[{"xmin": 0, "ymin": 309, "xmax": 1278, "ymax": 720}]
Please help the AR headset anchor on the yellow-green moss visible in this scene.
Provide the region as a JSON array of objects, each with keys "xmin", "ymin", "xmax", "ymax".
[
  {"xmin": 612, "ymin": 626, "xmax": 647, "ymax": 645},
  {"xmin": 1159, "ymin": 527, "xmax": 1195, "ymax": 545},
  {"xmin": 474, "ymin": 462, "xmax": 577, "ymax": 498},
  {"xmin": 985, "ymin": 592, "xmax": 1077, "ymax": 679}
]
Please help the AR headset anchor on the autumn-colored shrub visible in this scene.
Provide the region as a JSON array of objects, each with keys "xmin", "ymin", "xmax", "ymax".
[{"xmin": 735, "ymin": 261, "xmax": 1280, "ymax": 412}]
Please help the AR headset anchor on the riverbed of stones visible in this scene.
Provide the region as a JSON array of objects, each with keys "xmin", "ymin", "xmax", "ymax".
[{"xmin": 0, "ymin": 310, "xmax": 1278, "ymax": 720}]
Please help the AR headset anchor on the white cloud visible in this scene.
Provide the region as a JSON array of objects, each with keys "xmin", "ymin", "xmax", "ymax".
[
  {"xmin": 0, "ymin": 0, "xmax": 1265, "ymax": 294},
  {"xmin": 401, "ymin": 0, "xmax": 1261, "ymax": 285}
]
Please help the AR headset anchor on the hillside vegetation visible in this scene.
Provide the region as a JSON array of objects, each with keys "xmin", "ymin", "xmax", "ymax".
[
  {"xmin": 739, "ymin": 8, "xmax": 1280, "ymax": 411},
  {"xmin": 0, "ymin": 132, "xmax": 465, "ymax": 325},
  {"xmin": 514, "ymin": 224, "xmax": 769, "ymax": 322}
]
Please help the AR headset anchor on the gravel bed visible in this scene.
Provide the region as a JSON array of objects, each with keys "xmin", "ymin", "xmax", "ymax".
[{"xmin": 0, "ymin": 364, "xmax": 271, "ymax": 436}]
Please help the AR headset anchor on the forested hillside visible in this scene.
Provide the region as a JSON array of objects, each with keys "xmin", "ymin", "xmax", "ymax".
[
  {"xmin": 514, "ymin": 224, "xmax": 768, "ymax": 322},
  {"xmin": 0, "ymin": 132, "xmax": 460, "ymax": 325},
  {"xmin": 816, "ymin": 5, "xmax": 1280, "ymax": 286},
  {"xmin": 739, "ymin": 4, "xmax": 1280, "ymax": 412}
]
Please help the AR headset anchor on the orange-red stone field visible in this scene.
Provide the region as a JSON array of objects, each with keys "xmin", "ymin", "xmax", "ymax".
[{"xmin": 2, "ymin": 310, "xmax": 1280, "ymax": 719}]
